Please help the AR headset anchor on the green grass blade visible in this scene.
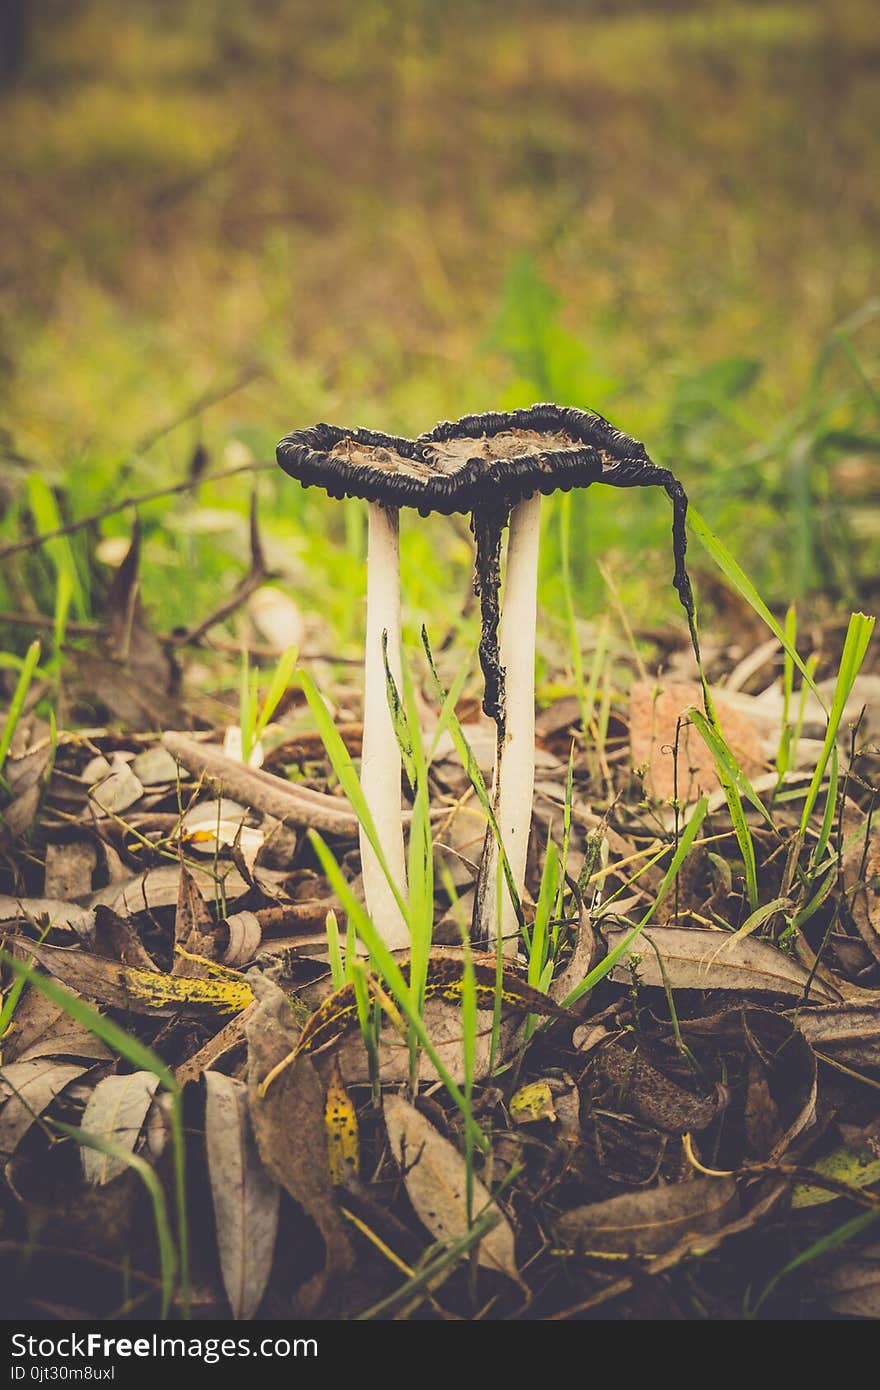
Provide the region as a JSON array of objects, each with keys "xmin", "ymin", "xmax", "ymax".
[
  {"xmin": 325, "ymin": 909, "xmax": 345, "ymax": 990},
  {"xmin": 688, "ymin": 507, "xmax": 824, "ymax": 707},
  {"xmin": 382, "ymin": 634, "xmax": 417, "ymax": 792},
  {"xmin": 27, "ymin": 473, "xmax": 89, "ymax": 624},
  {"xmin": 0, "ymin": 639, "xmax": 41, "ymax": 788},
  {"xmin": 298, "ymin": 667, "xmax": 410, "ymax": 924},
  {"xmin": 309, "ymin": 830, "xmax": 486, "ymax": 1152},
  {"xmin": 750, "ymin": 1207, "xmax": 880, "ymax": 1317},
  {"xmin": 687, "ymin": 707, "xmax": 762, "ymax": 909},
  {"xmin": 800, "ymin": 612, "xmax": 875, "ymax": 837},
  {"xmin": 421, "ymin": 628, "xmax": 523, "ymax": 928},
  {"xmin": 253, "ymin": 644, "xmax": 299, "ymax": 745}
]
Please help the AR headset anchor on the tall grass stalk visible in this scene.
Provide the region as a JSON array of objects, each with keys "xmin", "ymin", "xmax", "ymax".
[{"xmin": 0, "ymin": 640, "xmax": 41, "ymax": 791}]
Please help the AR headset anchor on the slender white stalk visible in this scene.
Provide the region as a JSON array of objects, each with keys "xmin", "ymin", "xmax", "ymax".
[
  {"xmin": 482, "ymin": 492, "xmax": 541, "ymax": 957},
  {"xmin": 360, "ymin": 502, "xmax": 409, "ymax": 950}
]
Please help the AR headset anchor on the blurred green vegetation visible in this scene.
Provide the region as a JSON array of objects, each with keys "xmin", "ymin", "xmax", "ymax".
[{"xmin": 1, "ymin": 0, "xmax": 878, "ymax": 685}]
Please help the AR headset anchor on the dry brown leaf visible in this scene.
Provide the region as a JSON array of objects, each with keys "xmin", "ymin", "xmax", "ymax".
[
  {"xmin": 205, "ymin": 1071, "xmax": 280, "ymax": 1320},
  {"xmin": 0, "ymin": 1060, "xmax": 89, "ymax": 1162},
  {"xmin": 89, "ymin": 863, "xmax": 269, "ymax": 915},
  {"xmin": 824, "ymin": 1242, "xmax": 880, "ymax": 1318},
  {"xmin": 316, "ymin": 996, "xmax": 523, "ymax": 1087},
  {"xmin": 44, "ymin": 841, "xmax": 97, "ymax": 901},
  {"xmin": 0, "ymin": 896, "xmax": 96, "ymax": 935},
  {"xmin": 3, "ymin": 986, "xmax": 112, "ymax": 1064},
  {"xmin": 594, "ymin": 1040, "xmax": 725, "ymax": 1135},
  {"xmin": 629, "ymin": 679, "xmax": 765, "ymax": 803},
  {"xmin": 557, "ymin": 1176, "xmax": 740, "ymax": 1256},
  {"xmin": 88, "ymin": 760, "xmax": 145, "ymax": 816},
  {"xmin": 740, "ymin": 1009, "xmax": 817, "ymax": 1162},
  {"xmin": 844, "ymin": 812, "xmax": 880, "ymax": 968},
  {"xmin": 2, "ymin": 784, "xmax": 42, "ymax": 837},
  {"xmin": 550, "ymin": 903, "xmax": 597, "ymax": 1003},
  {"xmin": 605, "ymin": 925, "xmax": 838, "ymax": 1003},
  {"xmin": 550, "ymin": 1179, "xmax": 787, "ymax": 1315},
  {"xmin": 245, "ymin": 980, "xmax": 353, "ymax": 1313},
  {"xmin": 790, "ymin": 1003, "xmax": 880, "ymax": 1073},
  {"xmin": 80, "ymin": 1071, "xmax": 160, "ymax": 1185},
  {"xmin": 384, "ymin": 1093, "xmax": 521, "ymax": 1285},
  {"xmin": 92, "ymin": 905, "xmax": 155, "ymax": 971},
  {"xmin": 172, "ymin": 864, "xmax": 217, "ymax": 977}
]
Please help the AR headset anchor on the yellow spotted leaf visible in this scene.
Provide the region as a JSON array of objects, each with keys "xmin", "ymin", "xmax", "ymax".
[
  {"xmin": 510, "ymin": 1080, "xmax": 557, "ymax": 1124},
  {"xmin": 324, "ymin": 1061, "xmax": 359, "ymax": 1185},
  {"xmin": 792, "ymin": 1144, "xmax": 880, "ymax": 1209},
  {"xmin": 30, "ymin": 943, "xmax": 253, "ymax": 1016}
]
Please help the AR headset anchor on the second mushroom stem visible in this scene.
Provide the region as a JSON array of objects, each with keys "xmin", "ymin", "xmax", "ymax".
[
  {"xmin": 476, "ymin": 491, "xmax": 541, "ymax": 957},
  {"xmin": 361, "ymin": 501, "xmax": 410, "ymax": 950}
]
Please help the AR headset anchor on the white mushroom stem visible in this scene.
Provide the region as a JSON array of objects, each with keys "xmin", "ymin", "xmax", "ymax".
[
  {"xmin": 360, "ymin": 501, "xmax": 410, "ymax": 950},
  {"xmin": 481, "ymin": 491, "xmax": 541, "ymax": 957}
]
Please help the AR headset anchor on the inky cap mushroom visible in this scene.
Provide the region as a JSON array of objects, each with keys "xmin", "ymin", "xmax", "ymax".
[{"xmin": 277, "ymin": 405, "xmax": 697, "ymax": 956}]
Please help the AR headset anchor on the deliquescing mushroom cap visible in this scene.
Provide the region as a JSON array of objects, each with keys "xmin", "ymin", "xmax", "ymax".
[{"xmin": 276, "ymin": 403, "xmax": 666, "ymax": 517}]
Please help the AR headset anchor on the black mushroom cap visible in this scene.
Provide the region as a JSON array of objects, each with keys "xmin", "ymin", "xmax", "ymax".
[
  {"xmin": 276, "ymin": 404, "xmax": 664, "ymax": 517},
  {"xmin": 276, "ymin": 403, "xmax": 701, "ymax": 721}
]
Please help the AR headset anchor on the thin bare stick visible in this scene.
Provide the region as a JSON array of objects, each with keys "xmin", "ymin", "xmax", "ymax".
[{"xmin": 0, "ymin": 462, "xmax": 274, "ymax": 563}]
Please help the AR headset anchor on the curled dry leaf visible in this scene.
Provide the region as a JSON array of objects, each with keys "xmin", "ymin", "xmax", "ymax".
[
  {"xmin": 383, "ymin": 1093, "xmax": 521, "ymax": 1285},
  {"xmin": 0, "ymin": 1060, "xmax": 89, "ymax": 1163},
  {"xmin": 92, "ymin": 905, "xmax": 155, "ymax": 971},
  {"xmin": 245, "ymin": 979, "xmax": 353, "ymax": 1314},
  {"xmin": 740, "ymin": 1009, "xmax": 817, "ymax": 1162},
  {"xmin": 222, "ymin": 912, "xmax": 262, "ymax": 968},
  {"xmin": 205, "ymin": 1071, "xmax": 281, "ymax": 1321},
  {"xmin": 80, "ymin": 1071, "xmax": 160, "ymax": 1185},
  {"xmin": 676, "ymin": 1007, "xmax": 818, "ymax": 1163},
  {"xmin": 792, "ymin": 1002, "xmax": 880, "ymax": 1073},
  {"xmin": 172, "ymin": 864, "xmax": 218, "ymax": 978},
  {"xmin": 556, "ymin": 1176, "xmax": 740, "ymax": 1257},
  {"xmin": 605, "ymin": 926, "xmax": 839, "ymax": 1003}
]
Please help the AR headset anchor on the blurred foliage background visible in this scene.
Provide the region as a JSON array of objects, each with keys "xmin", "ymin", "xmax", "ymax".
[{"xmin": 1, "ymin": 0, "xmax": 878, "ymax": 687}]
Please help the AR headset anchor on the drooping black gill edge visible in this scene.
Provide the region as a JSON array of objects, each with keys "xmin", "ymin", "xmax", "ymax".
[{"xmin": 275, "ymin": 403, "xmax": 703, "ymax": 719}]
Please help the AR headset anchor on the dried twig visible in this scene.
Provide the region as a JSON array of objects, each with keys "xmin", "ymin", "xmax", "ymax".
[{"xmin": 0, "ymin": 462, "xmax": 274, "ymax": 563}]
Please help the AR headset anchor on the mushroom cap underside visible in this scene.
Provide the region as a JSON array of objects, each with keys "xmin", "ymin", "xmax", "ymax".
[{"xmin": 276, "ymin": 403, "xmax": 657, "ymax": 515}]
